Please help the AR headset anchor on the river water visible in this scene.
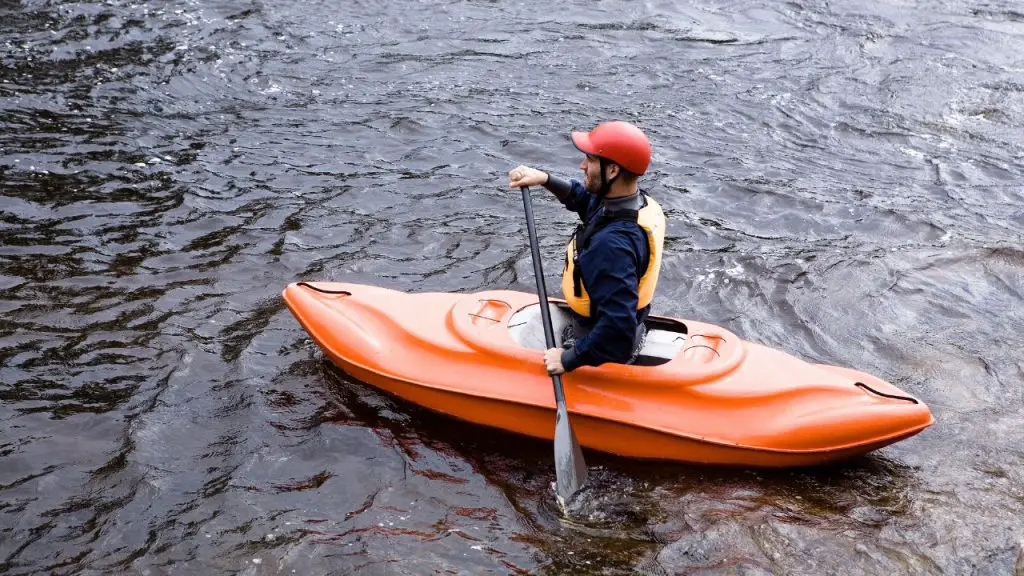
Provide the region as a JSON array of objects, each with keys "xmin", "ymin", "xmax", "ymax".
[{"xmin": 2, "ymin": 0, "xmax": 1023, "ymax": 574}]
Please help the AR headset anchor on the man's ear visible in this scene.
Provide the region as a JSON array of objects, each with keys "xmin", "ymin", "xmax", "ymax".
[{"xmin": 606, "ymin": 163, "xmax": 621, "ymax": 179}]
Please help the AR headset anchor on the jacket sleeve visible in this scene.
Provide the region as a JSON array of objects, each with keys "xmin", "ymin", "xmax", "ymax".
[
  {"xmin": 560, "ymin": 228, "xmax": 644, "ymax": 371},
  {"xmin": 544, "ymin": 176, "xmax": 592, "ymax": 221}
]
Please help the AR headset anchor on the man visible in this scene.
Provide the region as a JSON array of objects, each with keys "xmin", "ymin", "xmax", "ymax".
[{"xmin": 508, "ymin": 120, "xmax": 666, "ymax": 375}]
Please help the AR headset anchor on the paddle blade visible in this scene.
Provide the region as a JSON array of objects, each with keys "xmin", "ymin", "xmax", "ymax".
[{"xmin": 554, "ymin": 402, "xmax": 588, "ymax": 503}]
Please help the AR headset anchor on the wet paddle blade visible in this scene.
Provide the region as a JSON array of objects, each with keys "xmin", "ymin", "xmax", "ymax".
[{"xmin": 554, "ymin": 402, "xmax": 587, "ymax": 503}]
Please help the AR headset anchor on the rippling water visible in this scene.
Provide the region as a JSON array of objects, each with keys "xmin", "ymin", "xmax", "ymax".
[{"xmin": 2, "ymin": 0, "xmax": 1023, "ymax": 573}]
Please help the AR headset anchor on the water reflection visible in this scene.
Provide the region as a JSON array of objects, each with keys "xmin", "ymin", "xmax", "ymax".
[{"xmin": 317, "ymin": 360, "xmax": 932, "ymax": 574}]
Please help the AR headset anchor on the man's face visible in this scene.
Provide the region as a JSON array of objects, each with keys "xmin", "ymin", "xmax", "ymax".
[{"xmin": 579, "ymin": 154, "xmax": 603, "ymax": 193}]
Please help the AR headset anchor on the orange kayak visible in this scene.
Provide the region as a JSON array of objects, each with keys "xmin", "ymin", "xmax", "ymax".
[{"xmin": 283, "ymin": 281, "xmax": 933, "ymax": 467}]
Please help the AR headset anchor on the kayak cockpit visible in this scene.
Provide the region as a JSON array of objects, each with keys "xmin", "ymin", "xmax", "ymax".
[
  {"xmin": 506, "ymin": 302, "xmax": 687, "ymax": 366},
  {"xmin": 449, "ymin": 293, "xmax": 747, "ymax": 385}
]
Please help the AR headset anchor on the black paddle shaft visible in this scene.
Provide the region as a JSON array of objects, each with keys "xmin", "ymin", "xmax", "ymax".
[
  {"xmin": 520, "ymin": 186, "xmax": 566, "ymax": 404},
  {"xmin": 520, "ymin": 184, "xmax": 587, "ymax": 503}
]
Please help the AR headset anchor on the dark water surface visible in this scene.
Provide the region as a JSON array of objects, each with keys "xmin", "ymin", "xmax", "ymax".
[{"xmin": 2, "ymin": 0, "xmax": 1023, "ymax": 573}]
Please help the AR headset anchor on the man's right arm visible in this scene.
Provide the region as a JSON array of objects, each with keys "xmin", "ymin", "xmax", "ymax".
[
  {"xmin": 508, "ymin": 165, "xmax": 591, "ymax": 214},
  {"xmin": 543, "ymin": 175, "xmax": 590, "ymax": 213}
]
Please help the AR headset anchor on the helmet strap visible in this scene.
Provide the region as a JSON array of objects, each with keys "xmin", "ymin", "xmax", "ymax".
[{"xmin": 597, "ymin": 157, "xmax": 620, "ymax": 199}]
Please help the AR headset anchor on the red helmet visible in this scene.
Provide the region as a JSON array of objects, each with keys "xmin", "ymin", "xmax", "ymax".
[{"xmin": 571, "ymin": 121, "xmax": 651, "ymax": 175}]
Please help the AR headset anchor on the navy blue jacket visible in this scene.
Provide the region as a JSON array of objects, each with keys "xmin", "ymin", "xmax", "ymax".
[{"xmin": 545, "ymin": 177, "xmax": 651, "ymax": 372}]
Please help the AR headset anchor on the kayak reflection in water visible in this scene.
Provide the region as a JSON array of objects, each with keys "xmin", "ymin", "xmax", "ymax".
[{"xmin": 508, "ymin": 120, "xmax": 667, "ymax": 376}]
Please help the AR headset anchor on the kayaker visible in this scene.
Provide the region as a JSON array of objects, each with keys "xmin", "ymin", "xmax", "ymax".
[{"xmin": 508, "ymin": 120, "xmax": 666, "ymax": 375}]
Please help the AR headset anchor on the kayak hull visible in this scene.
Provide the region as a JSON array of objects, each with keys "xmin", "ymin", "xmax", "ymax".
[{"xmin": 285, "ymin": 282, "xmax": 933, "ymax": 467}]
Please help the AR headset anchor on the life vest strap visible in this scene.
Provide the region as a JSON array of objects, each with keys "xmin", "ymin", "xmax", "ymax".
[{"xmin": 571, "ymin": 208, "xmax": 642, "ymax": 300}]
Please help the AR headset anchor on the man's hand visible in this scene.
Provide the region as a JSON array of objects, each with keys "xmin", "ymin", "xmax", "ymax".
[
  {"xmin": 543, "ymin": 348, "xmax": 565, "ymax": 375},
  {"xmin": 508, "ymin": 165, "xmax": 549, "ymax": 189}
]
